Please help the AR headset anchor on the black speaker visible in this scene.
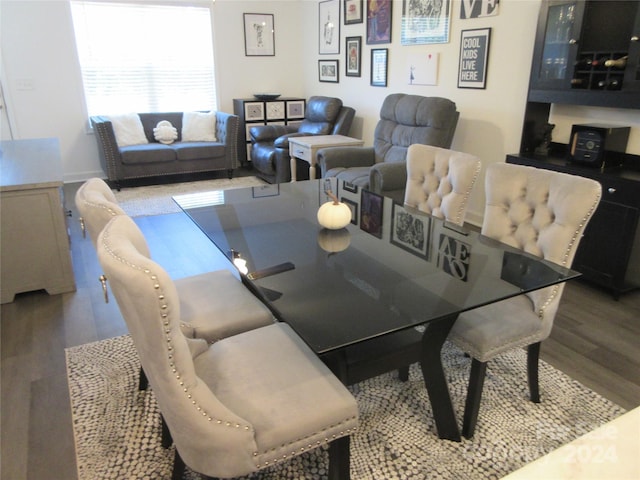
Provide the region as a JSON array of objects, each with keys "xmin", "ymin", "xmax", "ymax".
[{"xmin": 569, "ymin": 124, "xmax": 630, "ymax": 169}]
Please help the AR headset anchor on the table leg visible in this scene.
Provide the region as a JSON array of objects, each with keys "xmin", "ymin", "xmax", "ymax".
[
  {"xmin": 290, "ymin": 156, "xmax": 297, "ymax": 182},
  {"xmin": 420, "ymin": 314, "xmax": 461, "ymax": 442},
  {"xmin": 309, "ymin": 162, "xmax": 316, "ymax": 180}
]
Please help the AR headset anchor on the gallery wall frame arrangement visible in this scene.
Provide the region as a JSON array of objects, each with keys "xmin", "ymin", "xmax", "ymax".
[
  {"xmin": 366, "ymin": 0, "xmax": 392, "ymax": 44},
  {"xmin": 345, "ymin": 36, "xmax": 362, "ymax": 77},
  {"xmin": 458, "ymin": 27, "xmax": 491, "ymax": 89},
  {"xmin": 319, "ymin": 59, "xmax": 340, "ymax": 83},
  {"xmin": 371, "ymin": 48, "xmax": 388, "ymax": 87},
  {"xmin": 344, "ymin": 0, "xmax": 363, "ymax": 24},
  {"xmin": 243, "ymin": 13, "xmax": 275, "ymax": 56},
  {"xmin": 319, "ymin": 0, "xmax": 341, "ymax": 54},
  {"xmin": 401, "ymin": 0, "xmax": 451, "ymax": 45}
]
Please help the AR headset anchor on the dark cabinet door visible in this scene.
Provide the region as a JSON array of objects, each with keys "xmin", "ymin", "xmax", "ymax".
[
  {"xmin": 530, "ymin": 0, "xmax": 584, "ymax": 90},
  {"xmin": 622, "ymin": 7, "xmax": 640, "ymax": 91},
  {"xmin": 572, "ymin": 200, "xmax": 638, "ymax": 294}
]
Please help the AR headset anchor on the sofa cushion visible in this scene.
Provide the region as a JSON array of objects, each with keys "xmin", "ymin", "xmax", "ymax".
[
  {"xmin": 172, "ymin": 142, "xmax": 224, "ymax": 161},
  {"xmin": 182, "ymin": 111, "xmax": 217, "ymax": 142},
  {"xmin": 108, "ymin": 113, "xmax": 148, "ymax": 147},
  {"xmin": 120, "ymin": 144, "xmax": 176, "ymax": 164}
]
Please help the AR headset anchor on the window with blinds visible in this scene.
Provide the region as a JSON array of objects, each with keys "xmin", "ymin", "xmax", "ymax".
[{"xmin": 70, "ymin": 1, "xmax": 217, "ymax": 117}]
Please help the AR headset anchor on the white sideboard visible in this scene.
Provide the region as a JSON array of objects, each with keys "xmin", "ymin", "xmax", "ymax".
[{"xmin": 0, "ymin": 138, "xmax": 76, "ymax": 303}]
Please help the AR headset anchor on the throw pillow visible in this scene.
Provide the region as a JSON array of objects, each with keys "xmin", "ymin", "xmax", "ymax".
[
  {"xmin": 182, "ymin": 111, "xmax": 217, "ymax": 142},
  {"xmin": 153, "ymin": 120, "xmax": 178, "ymax": 145},
  {"xmin": 107, "ymin": 113, "xmax": 148, "ymax": 147}
]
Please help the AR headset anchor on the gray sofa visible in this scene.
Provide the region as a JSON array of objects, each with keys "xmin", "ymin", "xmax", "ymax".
[{"xmin": 91, "ymin": 111, "xmax": 238, "ymax": 188}]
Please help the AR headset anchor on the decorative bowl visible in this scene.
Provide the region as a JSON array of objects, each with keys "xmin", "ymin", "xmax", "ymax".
[{"xmin": 253, "ymin": 93, "xmax": 281, "ymax": 101}]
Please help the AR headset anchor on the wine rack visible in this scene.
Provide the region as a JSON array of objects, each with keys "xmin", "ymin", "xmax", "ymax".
[{"xmin": 572, "ymin": 52, "xmax": 628, "ymax": 90}]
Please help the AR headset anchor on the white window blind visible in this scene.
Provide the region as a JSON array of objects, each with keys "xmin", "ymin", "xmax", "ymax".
[{"xmin": 71, "ymin": 1, "xmax": 217, "ymax": 117}]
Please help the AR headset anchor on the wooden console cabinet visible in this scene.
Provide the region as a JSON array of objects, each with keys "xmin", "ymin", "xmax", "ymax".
[{"xmin": 0, "ymin": 138, "xmax": 76, "ymax": 303}]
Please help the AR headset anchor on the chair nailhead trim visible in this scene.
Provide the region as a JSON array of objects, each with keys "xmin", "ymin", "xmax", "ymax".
[{"xmin": 101, "ymin": 228, "xmax": 254, "ymax": 436}]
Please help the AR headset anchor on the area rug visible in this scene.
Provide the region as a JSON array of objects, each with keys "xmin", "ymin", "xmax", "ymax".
[
  {"xmin": 66, "ymin": 335, "xmax": 625, "ymax": 480},
  {"xmin": 113, "ymin": 176, "xmax": 267, "ymax": 217}
]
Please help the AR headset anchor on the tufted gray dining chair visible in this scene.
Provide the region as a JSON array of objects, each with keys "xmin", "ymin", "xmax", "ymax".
[
  {"xmin": 75, "ymin": 178, "xmax": 275, "ymax": 390},
  {"xmin": 97, "ymin": 215, "xmax": 359, "ymax": 479},
  {"xmin": 404, "ymin": 144, "xmax": 481, "ymax": 226},
  {"xmin": 448, "ymin": 163, "xmax": 601, "ymax": 438}
]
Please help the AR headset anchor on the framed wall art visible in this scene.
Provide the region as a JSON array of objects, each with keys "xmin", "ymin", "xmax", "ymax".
[
  {"xmin": 319, "ymin": 59, "xmax": 339, "ymax": 83},
  {"xmin": 243, "ymin": 13, "xmax": 275, "ymax": 56},
  {"xmin": 366, "ymin": 0, "xmax": 392, "ymax": 44},
  {"xmin": 345, "ymin": 36, "xmax": 362, "ymax": 77},
  {"xmin": 319, "ymin": 0, "xmax": 340, "ymax": 54},
  {"xmin": 360, "ymin": 189, "xmax": 383, "ymax": 238},
  {"xmin": 390, "ymin": 203, "xmax": 432, "ymax": 259},
  {"xmin": 401, "ymin": 0, "xmax": 451, "ymax": 45},
  {"xmin": 370, "ymin": 48, "xmax": 388, "ymax": 87},
  {"xmin": 341, "ymin": 197, "xmax": 359, "ymax": 225},
  {"xmin": 458, "ymin": 27, "xmax": 491, "ymax": 89},
  {"xmin": 344, "ymin": 0, "xmax": 364, "ymax": 24}
]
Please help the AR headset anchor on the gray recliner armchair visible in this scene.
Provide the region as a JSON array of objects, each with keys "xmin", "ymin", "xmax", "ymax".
[
  {"xmin": 250, "ymin": 96, "xmax": 355, "ymax": 183},
  {"xmin": 319, "ymin": 94, "xmax": 459, "ymax": 202}
]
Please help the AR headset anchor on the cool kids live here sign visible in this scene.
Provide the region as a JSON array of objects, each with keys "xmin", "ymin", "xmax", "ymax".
[{"xmin": 458, "ymin": 28, "xmax": 491, "ymax": 89}]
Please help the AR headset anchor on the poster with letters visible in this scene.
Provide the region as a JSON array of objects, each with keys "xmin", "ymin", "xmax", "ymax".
[{"xmin": 457, "ymin": 28, "xmax": 491, "ymax": 89}]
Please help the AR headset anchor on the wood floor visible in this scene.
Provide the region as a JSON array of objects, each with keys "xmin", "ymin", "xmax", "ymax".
[{"xmin": 1, "ymin": 180, "xmax": 639, "ymax": 480}]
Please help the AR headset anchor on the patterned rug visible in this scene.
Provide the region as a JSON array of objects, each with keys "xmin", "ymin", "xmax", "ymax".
[
  {"xmin": 66, "ymin": 335, "xmax": 625, "ymax": 480},
  {"xmin": 113, "ymin": 176, "xmax": 267, "ymax": 217}
]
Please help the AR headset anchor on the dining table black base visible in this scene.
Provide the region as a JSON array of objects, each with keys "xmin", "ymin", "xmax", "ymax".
[
  {"xmin": 321, "ymin": 313, "xmax": 462, "ymax": 442},
  {"xmin": 419, "ymin": 314, "xmax": 461, "ymax": 442}
]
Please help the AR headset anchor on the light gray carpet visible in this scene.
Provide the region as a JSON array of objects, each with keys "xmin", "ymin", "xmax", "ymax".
[
  {"xmin": 113, "ymin": 176, "xmax": 267, "ymax": 217},
  {"xmin": 66, "ymin": 335, "xmax": 625, "ymax": 480}
]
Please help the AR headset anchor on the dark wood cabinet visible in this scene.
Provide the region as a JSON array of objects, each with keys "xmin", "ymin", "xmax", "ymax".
[
  {"xmin": 528, "ymin": 0, "xmax": 640, "ymax": 109},
  {"xmin": 507, "ymin": 154, "xmax": 640, "ymax": 297}
]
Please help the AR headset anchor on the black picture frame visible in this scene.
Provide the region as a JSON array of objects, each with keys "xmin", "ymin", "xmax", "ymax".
[
  {"xmin": 344, "ymin": 0, "xmax": 364, "ymax": 24},
  {"xmin": 252, "ymin": 184, "xmax": 280, "ymax": 198},
  {"xmin": 458, "ymin": 27, "xmax": 491, "ymax": 89},
  {"xmin": 370, "ymin": 48, "xmax": 388, "ymax": 87},
  {"xmin": 345, "ymin": 36, "xmax": 362, "ymax": 77},
  {"xmin": 319, "ymin": 59, "xmax": 339, "ymax": 83},
  {"xmin": 366, "ymin": 0, "xmax": 392, "ymax": 44},
  {"xmin": 390, "ymin": 203, "xmax": 432, "ymax": 259},
  {"xmin": 243, "ymin": 13, "xmax": 275, "ymax": 56},
  {"xmin": 341, "ymin": 197, "xmax": 359, "ymax": 225},
  {"xmin": 340, "ymin": 181, "xmax": 358, "ymax": 194},
  {"xmin": 360, "ymin": 189, "xmax": 383, "ymax": 238}
]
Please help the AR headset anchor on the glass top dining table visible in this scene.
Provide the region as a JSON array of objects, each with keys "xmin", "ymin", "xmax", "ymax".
[{"xmin": 174, "ymin": 178, "xmax": 580, "ymax": 441}]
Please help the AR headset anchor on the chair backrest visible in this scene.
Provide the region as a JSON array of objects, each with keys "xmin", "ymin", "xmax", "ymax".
[
  {"xmin": 404, "ymin": 144, "xmax": 481, "ymax": 225},
  {"xmin": 483, "ymin": 163, "xmax": 601, "ymax": 327},
  {"xmin": 373, "ymin": 93, "xmax": 459, "ymax": 164},
  {"xmin": 75, "ymin": 178, "xmax": 129, "ymax": 248},
  {"xmin": 97, "ymin": 215, "xmax": 259, "ymax": 475},
  {"xmin": 298, "ymin": 96, "xmax": 345, "ymax": 135}
]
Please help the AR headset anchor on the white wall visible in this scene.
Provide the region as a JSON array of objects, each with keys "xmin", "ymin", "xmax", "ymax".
[{"xmin": 1, "ymin": 0, "xmax": 639, "ymax": 223}]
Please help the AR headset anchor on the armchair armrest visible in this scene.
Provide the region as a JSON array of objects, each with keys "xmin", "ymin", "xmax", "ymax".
[
  {"xmin": 317, "ymin": 146, "xmax": 375, "ymax": 176},
  {"xmin": 273, "ymin": 131, "xmax": 318, "ymax": 149},
  {"xmin": 250, "ymin": 124, "xmax": 297, "ymax": 143},
  {"xmin": 90, "ymin": 115, "xmax": 122, "ymax": 182},
  {"xmin": 369, "ymin": 162, "xmax": 407, "ymax": 198},
  {"xmin": 215, "ymin": 111, "xmax": 239, "ymax": 169}
]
